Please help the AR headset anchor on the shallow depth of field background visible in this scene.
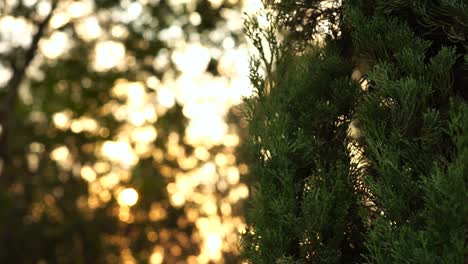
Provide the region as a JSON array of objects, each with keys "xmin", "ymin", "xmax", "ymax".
[{"xmin": 0, "ymin": 0, "xmax": 265, "ymax": 263}]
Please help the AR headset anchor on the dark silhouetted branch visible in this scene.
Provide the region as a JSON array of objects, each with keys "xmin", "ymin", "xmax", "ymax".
[{"xmin": 0, "ymin": 1, "xmax": 58, "ymax": 173}]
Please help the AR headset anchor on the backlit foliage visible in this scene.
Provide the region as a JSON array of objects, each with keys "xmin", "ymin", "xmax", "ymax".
[{"xmin": 241, "ymin": 0, "xmax": 467, "ymax": 263}]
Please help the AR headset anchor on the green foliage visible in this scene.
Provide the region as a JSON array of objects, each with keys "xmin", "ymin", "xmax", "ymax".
[
  {"xmin": 241, "ymin": 14, "xmax": 365, "ymax": 261},
  {"xmin": 377, "ymin": 0, "xmax": 468, "ymax": 48},
  {"xmin": 362, "ymin": 102, "xmax": 467, "ymax": 264},
  {"xmin": 263, "ymin": 0, "xmax": 343, "ymax": 42},
  {"xmin": 347, "ymin": 3, "xmax": 466, "ymax": 263},
  {"xmin": 242, "ymin": 0, "xmax": 467, "ymax": 263}
]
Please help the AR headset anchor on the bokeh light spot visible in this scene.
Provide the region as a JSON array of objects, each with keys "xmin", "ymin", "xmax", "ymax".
[{"xmin": 118, "ymin": 188, "xmax": 139, "ymax": 207}]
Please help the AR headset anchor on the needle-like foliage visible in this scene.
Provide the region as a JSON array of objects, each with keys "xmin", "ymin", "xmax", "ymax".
[{"xmin": 241, "ymin": 0, "xmax": 467, "ymax": 263}]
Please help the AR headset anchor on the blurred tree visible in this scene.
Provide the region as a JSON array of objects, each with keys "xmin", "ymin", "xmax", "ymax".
[
  {"xmin": 0, "ymin": 0, "xmax": 252, "ymax": 263},
  {"xmin": 241, "ymin": 0, "xmax": 466, "ymax": 263}
]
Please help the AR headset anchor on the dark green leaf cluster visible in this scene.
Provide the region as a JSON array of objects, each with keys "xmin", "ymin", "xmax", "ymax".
[
  {"xmin": 241, "ymin": 0, "xmax": 467, "ymax": 263},
  {"xmin": 348, "ymin": 2, "xmax": 466, "ymax": 263},
  {"xmin": 242, "ymin": 41, "xmax": 365, "ymax": 263},
  {"xmin": 377, "ymin": 0, "xmax": 468, "ymax": 48},
  {"xmin": 263, "ymin": 0, "xmax": 343, "ymax": 42}
]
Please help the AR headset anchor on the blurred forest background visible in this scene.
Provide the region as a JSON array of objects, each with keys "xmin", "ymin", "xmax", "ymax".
[{"xmin": 0, "ymin": 0, "xmax": 259, "ymax": 263}]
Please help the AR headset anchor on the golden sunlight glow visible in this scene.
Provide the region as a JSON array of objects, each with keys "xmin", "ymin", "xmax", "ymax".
[
  {"xmin": 52, "ymin": 110, "xmax": 72, "ymax": 130},
  {"xmin": 242, "ymin": 0, "xmax": 264, "ymax": 14},
  {"xmin": 50, "ymin": 145, "xmax": 73, "ymax": 170},
  {"xmin": 75, "ymin": 16, "xmax": 102, "ymax": 41},
  {"xmin": 157, "ymin": 87, "xmax": 176, "ymax": 108},
  {"xmin": 100, "ymin": 172, "xmax": 120, "ymax": 189},
  {"xmin": 50, "ymin": 145, "xmax": 70, "ymax": 162},
  {"xmin": 30, "ymin": 0, "xmax": 259, "ymax": 261},
  {"xmin": 111, "ymin": 24, "xmax": 129, "ymax": 39},
  {"xmin": 118, "ymin": 188, "xmax": 139, "ymax": 207},
  {"xmin": 149, "ymin": 203, "xmax": 167, "ymax": 221},
  {"xmin": 50, "ymin": 12, "xmax": 70, "ymax": 29},
  {"xmin": 149, "ymin": 246, "xmax": 165, "ymax": 264},
  {"xmin": 206, "ymin": 234, "xmax": 223, "ymax": 258},
  {"xmin": 226, "ymin": 166, "xmax": 240, "ymax": 185},
  {"xmin": 37, "ymin": 1, "xmax": 52, "ymax": 18},
  {"xmin": 40, "ymin": 32, "xmax": 70, "ymax": 59},
  {"xmin": 0, "ymin": 64, "xmax": 12, "ymax": 87},
  {"xmin": 126, "ymin": 83, "xmax": 146, "ymax": 106},
  {"xmin": 118, "ymin": 206, "xmax": 134, "ymax": 223},
  {"xmin": 0, "ymin": 16, "xmax": 33, "ymax": 49},
  {"xmin": 208, "ymin": 0, "xmax": 223, "ymax": 8},
  {"xmin": 70, "ymin": 116, "xmax": 99, "ymax": 134},
  {"xmin": 185, "ymin": 116, "xmax": 227, "ymax": 146},
  {"xmin": 93, "ymin": 41, "xmax": 126, "ymax": 71},
  {"xmin": 131, "ymin": 126, "xmax": 157, "ymax": 143},
  {"xmin": 67, "ymin": 0, "xmax": 94, "ymax": 18},
  {"xmin": 101, "ymin": 140, "xmax": 138, "ymax": 167},
  {"xmin": 80, "ymin": 165, "xmax": 97, "ymax": 182},
  {"xmin": 170, "ymin": 192, "xmax": 186, "ymax": 207},
  {"xmin": 123, "ymin": 2, "xmax": 143, "ymax": 22},
  {"xmin": 111, "ymin": 81, "xmax": 157, "ymax": 126},
  {"xmin": 172, "ymin": 44, "xmax": 211, "ymax": 76},
  {"xmin": 196, "ymin": 217, "xmax": 225, "ymax": 262}
]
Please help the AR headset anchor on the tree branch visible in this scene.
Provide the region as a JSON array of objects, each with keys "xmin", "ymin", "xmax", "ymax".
[{"xmin": 0, "ymin": 0, "xmax": 58, "ymax": 168}]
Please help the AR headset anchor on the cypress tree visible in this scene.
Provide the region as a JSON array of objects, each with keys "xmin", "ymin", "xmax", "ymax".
[
  {"xmin": 241, "ymin": 0, "xmax": 467, "ymax": 263},
  {"xmin": 348, "ymin": 1, "xmax": 467, "ymax": 263},
  {"xmin": 241, "ymin": 5, "xmax": 366, "ymax": 263}
]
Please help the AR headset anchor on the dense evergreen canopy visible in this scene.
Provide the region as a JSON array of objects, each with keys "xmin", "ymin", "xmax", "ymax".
[{"xmin": 241, "ymin": 0, "xmax": 467, "ymax": 263}]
